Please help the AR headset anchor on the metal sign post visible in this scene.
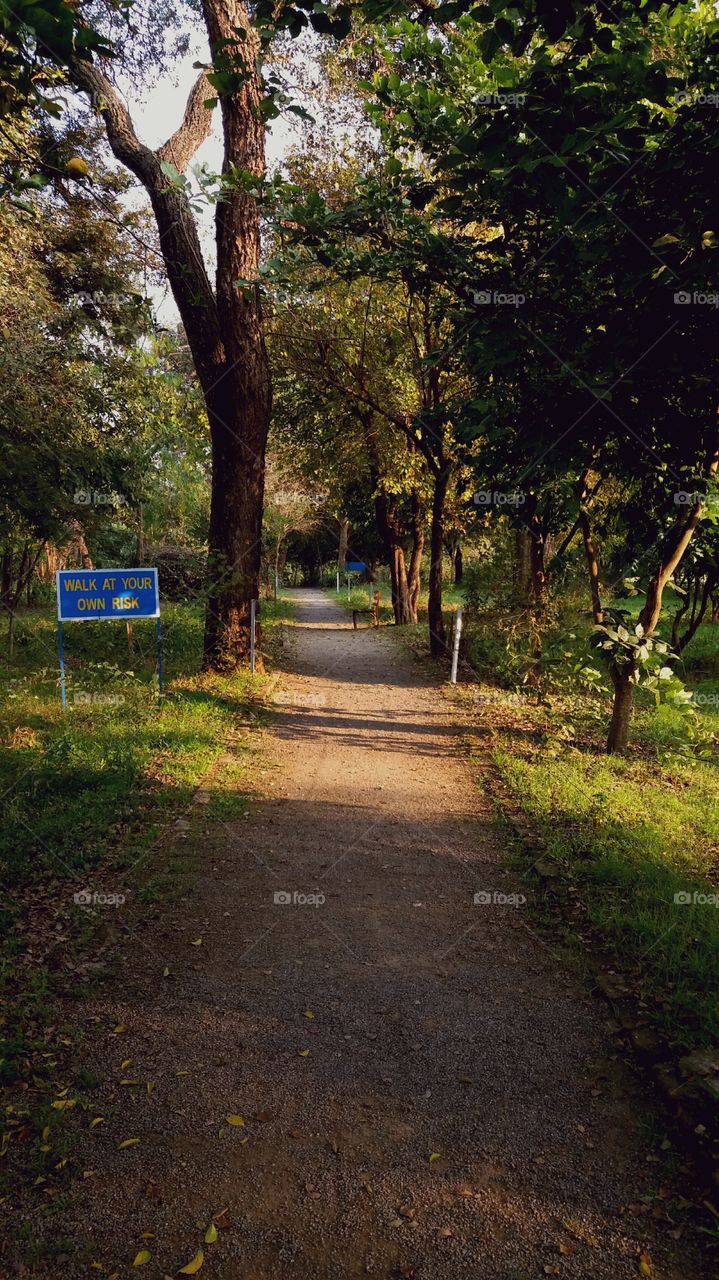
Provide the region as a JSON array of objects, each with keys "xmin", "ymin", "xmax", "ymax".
[
  {"xmin": 156, "ymin": 617, "xmax": 164, "ymax": 693},
  {"xmin": 450, "ymin": 607, "xmax": 463, "ymax": 685},
  {"xmin": 336, "ymin": 570, "xmax": 340, "ymax": 593},
  {"xmin": 55, "ymin": 568, "xmax": 161, "ymax": 706},
  {"xmin": 58, "ymin": 621, "xmax": 67, "ymax": 709},
  {"xmin": 250, "ymin": 599, "xmax": 257, "ymax": 674}
]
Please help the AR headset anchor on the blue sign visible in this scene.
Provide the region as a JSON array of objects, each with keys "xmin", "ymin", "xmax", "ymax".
[
  {"xmin": 346, "ymin": 561, "xmax": 367, "ymax": 573},
  {"xmin": 56, "ymin": 568, "xmax": 160, "ymax": 621}
]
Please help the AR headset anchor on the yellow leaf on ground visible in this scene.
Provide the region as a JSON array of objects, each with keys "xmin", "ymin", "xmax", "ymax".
[
  {"xmin": 298, "ymin": 1049, "xmax": 310, "ymax": 1057},
  {"xmin": 133, "ymin": 1248, "xmax": 151, "ymax": 1265},
  {"xmin": 429, "ymin": 1152, "xmax": 441, "ymax": 1163},
  {"xmin": 118, "ymin": 1138, "xmax": 140, "ymax": 1149},
  {"xmin": 303, "ymin": 1010, "xmax": 315, "ymax": 1019},
  {"xmin": 204, "ymin": 1223, "xmax": 218, "ymax": 1244},
  {"xmin": 163, "ymin": 966, "xmax": 171, "ymax": 977},
  {"xmin": 639, "ymin": 1254, "xmax": 653, "ymax": 1277},
  {"xmin": 90, "ymin": 1118, "xmax": 104, "ymax": 1129},
  {"xmin": 190, "ymin": 938, "xmax": 202, "ymax": 946},
  {"xmin": 227, "ymin": 1114, "xmax": 244, "ymax": 1126},
  {"xmin": 177, "ymin": 1248, "xmax": 204, "ymax": 1274}
]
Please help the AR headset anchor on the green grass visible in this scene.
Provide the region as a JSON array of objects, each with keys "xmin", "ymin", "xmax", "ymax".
[
  {"xmin": 494, "ymin": 744, "xmax": 719, "ymax": 1047},
  {"xmin": 473, "ymin": 593, "xmax": 719, "ymax": 1050},
  {"xmin": 0, "ymin": 596, "xmax": 292, "ymax": 1102}
]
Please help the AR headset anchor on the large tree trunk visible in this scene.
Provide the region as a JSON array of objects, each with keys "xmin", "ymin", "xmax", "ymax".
[
  {"xmin": 607, "ymin": 665, "xmax": 634, "ymax": 754},
  {"xmin": 428, "ymin": 469, "xmax": 449, "ymax": 656},
  {"xmin": 579, "ymin": 509, "xmax": 603, "ymax": 624},
  {"xmin": 70, "ymin": 1, "xmax": 271, "ymax": 672},
  {"xmin": 606, "ymin": 433, "xmax": 719, "ymax": 752},
  {"xmin": 407, "ymin": 491, "xmax": 424, "ymax": 624}
]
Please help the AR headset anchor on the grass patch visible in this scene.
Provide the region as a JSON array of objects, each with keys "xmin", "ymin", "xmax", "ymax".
[{"xmin": 0, "ymin": 595, "xmax": 293, "ymax": 1116}]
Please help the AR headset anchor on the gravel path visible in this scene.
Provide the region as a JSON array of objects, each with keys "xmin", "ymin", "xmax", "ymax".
[{"xmin": 31, "ymin": 589, "xmax": 712, "ymax": 1279}]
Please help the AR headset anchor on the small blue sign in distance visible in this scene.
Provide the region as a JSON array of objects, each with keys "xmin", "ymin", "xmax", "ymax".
[
  {"xmin": 56, "ymin": 568, "xmax": 160, "ymax": 621},
  {"xmin": 346, "ymin": 561, "xmax": 367, "ymax": 572}
]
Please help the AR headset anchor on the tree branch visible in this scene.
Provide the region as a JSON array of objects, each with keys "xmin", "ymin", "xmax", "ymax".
[
  {"xmin": 158, "ymin": 73, "xmax": 215, "ymax": 175},
  {"xmin": 68, "ymin": 57, "xmax": 224, "ymax": 391}
]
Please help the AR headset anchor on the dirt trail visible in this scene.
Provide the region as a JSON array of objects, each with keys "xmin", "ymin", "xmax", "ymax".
[{"xmin": 33, "ymin": 589, "xmax": 711, "ymax": 1279}]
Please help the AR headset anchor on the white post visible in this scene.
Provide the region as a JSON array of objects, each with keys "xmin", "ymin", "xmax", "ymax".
[
  {"xmin": 347, "ymin": 574, "xmax": 350, "ymax": 601},
  {"xmin": 336, "ymin": 570, "xmax": 340, "ymax": 593},
  {"xmin": 250, "ymin": 599, "xmax": 256, "ymax": 674},
  {"xmin": 450, "ymin": 606, "xmax": 463, "ymax": 684}
]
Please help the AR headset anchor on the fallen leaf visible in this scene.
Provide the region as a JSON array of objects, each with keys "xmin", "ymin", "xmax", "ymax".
[
  {"xmin": 163, "ymin": 966, "xmax": 171, "ymax": 977},
  {"xmin": 204, "ymin": 1223, "xmax": 218, "ymax": 1244},
  {"xmin": 303, "ymin": 1010, "xmax": 315, "ymax": 1019},
  {"xmin": 118, "ymin": 1138, "xmax": 140, "ymax": 1149},
  {"xmin": 177, "ymin": 1248, "xmax": 204, "ymax": 1274},
  {"xmin": 639, "ymin": 1254, "xmax": 653, "ymax": 1278},
  {"xmin": 133, "ymin": 1249, "xmax": 152, "ymax": 1266},
  {"xmin": 190, "ymin": 938, "xmax": 203, "ymax": 947},
  {"xmin": 429, "ymin": 1152, "xmax": 441, "ymax": 1163},
  {"xmin": 112, "ymin": 1025, "xmax": 125, "ymax": 1034},
  {"xmin": 147, "ymin": 1082, "xmax": 155, "ymax": 1095},
  {"xmin": 121, "ymin": 1059, "xmax": 132, "ymax": 1070},
  {"xmin": 89, "ymin": 1117, "xmax": 104, "ymax": 1130},
  {"xmin": 458, "ymin": 1076, "xmax": 474, "ymax": 1084},
  {"xmin": 227, "ymin": 1115, "xmax": 245, "ymax": 1127},
  {"xmin": 255, "ymin": 1110, "xmax": 272, "ymax": 1123},
  {"xmin": 51, "ymin": 1099, "xmax": 76, "ymax": 1111},
  {"xmin": 298, "ymin": 1049, "xmax": 310, "ymax": 1057},
  {"xmin": 213, "ymin": 1208, "xmax": 232, "ymax": 1230}
]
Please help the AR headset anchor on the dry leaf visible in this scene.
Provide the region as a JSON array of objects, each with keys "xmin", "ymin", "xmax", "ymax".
[
  {"xmin": 133, "ymin": 1249, "xmax": 152, "ymax": 1266},
  {"xmin": 639, "ymin": 1254, "xmax": 653, "ymax": 1278},
  {"xmin": 176, "ymin": 1247, "xmax": 204, "ymax": 1274},
  {"xmin": 303, "ymin": 1010, "xmax": 315, "ymax": 1019},
  {"xmin": 204, "ymin": 1223, "xmax": 218, "ymax": 1244},
  {"xmin": 298, "ymin": 1049, "xmax": 310, "ymax": 1057},
  {"xmin": 429, "ymin": 1152, "xmax": 441, "ymax": 1163},
  {"xmin": 190, "ymin": 938, "xmax": 203, "ymax": 947},
  {"xmin": 118, "ymin": 1138, "xmax": 140, "ymax": 1149},
  {"xmin": 227, "ymin": 1114, "xmax": 245, "ymax": 1127},
  {"xmin": 89, "ymin": 1117, "xmax": 104, "ymax": 1129}
]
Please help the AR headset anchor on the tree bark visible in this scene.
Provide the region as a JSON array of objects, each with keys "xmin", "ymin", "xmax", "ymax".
[
  {"xmin": 579, "ymin": 509, "xmax": 603, "ymax": 624},
  {"xmin": 407, "ymin": 491, "xmax": 424, "ymax": 624},
  {"xmin": 428, "ymin": 468, "xmax": 449, "ymax": 656},
  {"xmin": 606, "ymin": 431, "xmax": 719, "ymax": 751},
  {"xmin": 70, "ymin": 1, "xmax": 271, "ymax": 671},
  {"xmin": 607, "ymin": 665, "xmax": 634, "ymax": 754}
]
